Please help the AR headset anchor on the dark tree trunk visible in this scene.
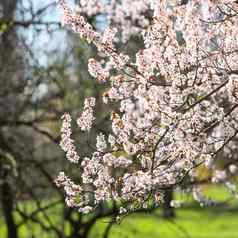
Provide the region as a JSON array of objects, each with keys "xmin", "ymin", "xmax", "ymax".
[
  {"xmin": 70, "ymin": 219, "xmax": 95, "ymax": 238},
  {"xmin": 0, "ymin": 2, "xmax": 20, "ymax": 236},
  {"xmin": 64, "ymin": 207, "xmax": 94, "ymax": 238},
  {"xmin": 69, "ymin": 224, "xmax": 93, "ymax": 238},
  {"xmin": 1, "ymin": 181, "xmax": 18, "ymax": 238},
  {"xmin": 162, "ymin": 189, "xmax": 175, "ymax": 219}
]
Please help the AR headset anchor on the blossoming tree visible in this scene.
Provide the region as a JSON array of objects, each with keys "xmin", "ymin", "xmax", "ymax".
[{"xmin": 56, "ymin": 0, "xmax": 238, "ymax": 216}]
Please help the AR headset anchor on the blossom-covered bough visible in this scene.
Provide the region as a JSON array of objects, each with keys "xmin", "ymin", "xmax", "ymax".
[{"xmin": 56, "ymin": 0, "xmax": 238, "ymax": 215}]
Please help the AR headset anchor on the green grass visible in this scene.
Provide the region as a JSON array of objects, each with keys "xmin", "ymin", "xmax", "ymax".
[
  {"xmin": 91, "ymin": 207, "xmax": 238, "ymax": 238},
  {"xmin": 1, "ymin": 185, "xmax": 238, "ymax": 238},
  {"xmin": 91, "ymin": 185, "xmax": 238, "ymax": 238}
]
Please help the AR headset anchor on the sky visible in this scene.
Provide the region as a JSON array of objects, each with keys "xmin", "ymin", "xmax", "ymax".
[{"xmin": 18, "ymin": 0, "xmax": 71, "ymax": 67}]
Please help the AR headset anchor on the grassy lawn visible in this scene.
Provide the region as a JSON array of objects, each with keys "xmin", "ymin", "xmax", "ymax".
[
  {"xmin": 1, "ymin": 185, "xmax": 238, "ymax": 238},
  {"xmin": 92, "ymin": 207, "xmax": 238, "ymax": 238},
  {"xmin": 92, "ymin": 186, "xmax": 238, "ymax": 238}
]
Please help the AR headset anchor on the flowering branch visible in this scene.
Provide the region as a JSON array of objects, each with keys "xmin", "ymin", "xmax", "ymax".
[{"xmin": 56, "ymin": 0, "xmax": 238, "ymax": 215}]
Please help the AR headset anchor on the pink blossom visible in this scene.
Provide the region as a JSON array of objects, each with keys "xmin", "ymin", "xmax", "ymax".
[
  {"xmin": 77, "ymin": 97, "xmax": 95, "ymax": 131},
  {"xmin": 88, "ymin": 58, "xmax": 109, "ymax": 83},
  {"xmin": 60, "ymin": 113, "xmax": 80, "ymax": 163},
  {"xmin": 57, "ymin": 0, "xmax": 238, "ymax": 214}
]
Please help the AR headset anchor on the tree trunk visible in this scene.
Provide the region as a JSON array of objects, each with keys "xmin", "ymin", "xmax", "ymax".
[
  {"xmin": 162, "ymin": 189, "xmax": 175, "ymax": 219},
  {"xmin": 1, "ymin": 180, "xmax": 18, "ymax": 238}
]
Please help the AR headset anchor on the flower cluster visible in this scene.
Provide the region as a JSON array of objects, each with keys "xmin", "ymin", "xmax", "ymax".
[
  {"xmin": 55, "ymin": 172, "xmax": 82, "ymax": 207},
  {"xmin": 77, "ymin": 97, "xmax": 95, "ymax": 131},
  {"xmin": 96, "ymin": 133, "xmax": 107, "ymax": 152},
  {"xmin": 60, "ymin": 113, "xmax": 80, "ymax": 163},
  {"xmin": 88, "ymin": 58, "xmax": 109, "ymax": 83}
]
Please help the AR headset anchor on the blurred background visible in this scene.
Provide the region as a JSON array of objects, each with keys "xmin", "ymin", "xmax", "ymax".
[{"xmin": 0, "ymin": 1, "xmax": 237, "ymax": 238}]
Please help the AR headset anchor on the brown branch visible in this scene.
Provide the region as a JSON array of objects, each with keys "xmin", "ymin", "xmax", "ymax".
[{"xmin": 0, "ymin": 19, "xmax": 61, "ymax": 28}]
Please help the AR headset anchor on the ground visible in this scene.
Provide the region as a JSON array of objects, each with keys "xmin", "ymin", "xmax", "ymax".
[{"xmin": 1, "ymin": 185, "xmax": 238, "ymax": 238}]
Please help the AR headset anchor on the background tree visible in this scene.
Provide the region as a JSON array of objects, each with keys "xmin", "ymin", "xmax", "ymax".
[
  {"xmin": 1, "ymin": 1, "xmax": 238, "ymax": 238},
  {"xmin": 0, "ymin": 1, "xmax": 134, "ymax": 237}
]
